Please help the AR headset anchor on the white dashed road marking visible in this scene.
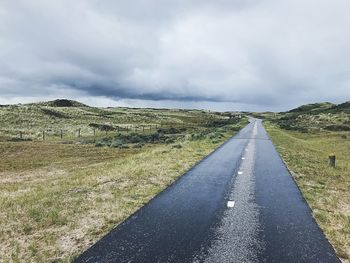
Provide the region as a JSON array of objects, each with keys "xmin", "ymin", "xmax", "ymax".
[{"xmin": 227, "ymin": 201, "xmax": 235, "ymax": 208}]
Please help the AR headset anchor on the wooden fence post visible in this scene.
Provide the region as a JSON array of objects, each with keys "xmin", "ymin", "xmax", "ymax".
[
  {"xmin": 60, "ymin": 130, "xmax": 63, "ymax": 139},
  {"xmin": 93, "ymin": 128, "xmax": 96, "ymax": 137},
  {"xmin": 42, "ymin": 131, "xmax": 45, "ymax": 140},
  {"xmin": 78, "ymin": 129, "xmax": 81, "ymax": 138},
  {"xmin": 20, "ymin": 131, "xmax": 23, "ymax": 139},
  {"xmin": 329, "ymin": 154, "xmax": 336, "ymax": 167}
]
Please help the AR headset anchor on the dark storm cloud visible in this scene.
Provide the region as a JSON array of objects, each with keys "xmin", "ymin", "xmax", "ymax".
[{"xmin": 1, "ymin": 0, "xmax": 350, "ymax": 110}]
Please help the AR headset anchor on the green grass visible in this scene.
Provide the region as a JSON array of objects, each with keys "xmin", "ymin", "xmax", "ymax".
[
  {"xmin": 0, "ymin": 101, "xmax": 248, "ymax": 262},
  {"xmin": 265, "ymin": 122, "xmax": 350, "ymax": 262}
]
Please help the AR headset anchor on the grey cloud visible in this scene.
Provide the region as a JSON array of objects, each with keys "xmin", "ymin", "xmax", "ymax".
[{"xmin": 1, "ymin": 0, "xmax": 350, "ymax": 111}]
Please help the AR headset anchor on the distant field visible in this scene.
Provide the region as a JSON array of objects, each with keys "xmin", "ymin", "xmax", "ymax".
[
  {"xmin": 0, "ymin": 100, "xmax": 248, "ymax": 262},
  {"xmin": 265, "ymin": 122, "xmax": 350, "ymax": 262},
  {"xmin": 0, "ymin": 99, "xmax": 240, "ymax": 142}
]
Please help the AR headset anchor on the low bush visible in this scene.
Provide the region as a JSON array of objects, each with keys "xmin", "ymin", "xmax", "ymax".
[
  {"xmin": 325, "ymin": 124, "xmax": 350, "ymax": 131},
  {"xmin": 94, "ymin": 132, "xmax": 179, "ymax": 148},
  {"xmin": 110, "ymin": 140, "xmax": 124, "ymax": 148},
  {"xmin": 189, "ymin": 132, "xmax": 206, "ymax": 141},
  {"xmin": 89, "ymin": 123, "xmax": 115, "ymax": 131},
  {"xmin": 157, "ymin": 127, "xmax": 186, "ymax": 134},
  {"xmin": 208, "ymin": 132, "xmax": 224, "ymax": 139},
  {"xmin": 95, "ymin": 142, "xmax": 106, "ymax": 147},
  {"xmin": 132, "ymin": 143, "xmax": 144, "ymax": 148},
  {"xmin": 41, "ymin": 108, "xmax": 68, "ymax": 119},
  {"xmin": 8, "ymin": 137, "xmax": 32, "ymax": 142}
]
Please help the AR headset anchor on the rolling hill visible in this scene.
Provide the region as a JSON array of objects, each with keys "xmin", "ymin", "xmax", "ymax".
[{"xmin": 275, "ymin": 100, "xmax": 350, "ymax": 132}]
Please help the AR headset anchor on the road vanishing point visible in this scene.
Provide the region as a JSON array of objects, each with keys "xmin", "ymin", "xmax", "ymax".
[{"xmin": 75, "ymin": 119, "xmax": 340, "ymax": 263}]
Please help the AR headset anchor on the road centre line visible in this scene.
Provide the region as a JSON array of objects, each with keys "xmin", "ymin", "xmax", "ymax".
[{"xmin": 227, "ymin": 201, "xmax": 235, "ymax": 208}]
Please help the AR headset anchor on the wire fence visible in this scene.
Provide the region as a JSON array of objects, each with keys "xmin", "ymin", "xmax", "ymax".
[{"xmin": 0, "ymin": 123, "xmax": 203, "ymax": 142}]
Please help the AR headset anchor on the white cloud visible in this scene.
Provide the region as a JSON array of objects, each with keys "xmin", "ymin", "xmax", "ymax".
[{"xmin": 0, "ymin": 0, "xmax": 350, "ymax": 110}]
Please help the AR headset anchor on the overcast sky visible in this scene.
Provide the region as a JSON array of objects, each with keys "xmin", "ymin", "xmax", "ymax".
[{"xmin": 1, "ymin": 0, "xmax": 350, "ymax": 111}]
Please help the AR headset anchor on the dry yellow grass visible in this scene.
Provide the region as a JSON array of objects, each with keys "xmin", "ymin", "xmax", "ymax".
[{"xmin": 0, "ymin": 132, "xmax": 237, "ymax": 262}]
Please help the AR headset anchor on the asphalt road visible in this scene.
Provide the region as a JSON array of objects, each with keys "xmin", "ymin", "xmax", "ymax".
[{"xmin": 75, "ymin": 119, "xmax": 340, "ymax": 263}]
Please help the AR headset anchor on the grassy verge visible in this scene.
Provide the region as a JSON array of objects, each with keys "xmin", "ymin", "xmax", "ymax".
[
  {"xmin": 264, "ymin": 122, "xmax": 350, "ymax": 262},
  {"xmin": 0, "ymin": 120, "xmax": 247, "ymax": 262}
]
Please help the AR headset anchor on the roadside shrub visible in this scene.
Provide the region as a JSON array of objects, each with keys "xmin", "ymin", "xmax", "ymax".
[
  {"xmin": 95, "ymin": 142, "xmax": 105, "ymax": 147},
  {"xmin": 110, "ymin": 139, "xmax": 124, "ymax": 148},
  {"xmin": 8, "ymin": 137, "xmax": 32, "ymax": 142},
  {"xmin": 278, "ymin": 122, "xmax": 308, "ymax": 133},
  {"xmin": 61, "ymin": 141, "xmax": 74, "ymax": 144},
  {"xmin": 205, "ymin": 119, "xmax": 238, "ymax": 128},
  {"xmin": 127, "ymin": 133, "xmax": 143, "ymax": 143},
  {"xmin": 211, "ymin": 138, "xmax": 221, "ymax": 144},
  {"xmin": 164, "ymin": 137, "xmax": 175, "ymax": 144},
  {"xmin": 95, "ymin": 138, "xmax": 111, "ymax": 147},
  {"xmin": 208, "ymin": 132, "xmax": 224, "ymax": 139},
  {"xmin": 93, "ymin": 131, "xmax": 180, "ymax": 148},
  {"xmin": 325, "ymin": 124, "xmax": 350, "ymax": 131},
  {"xmin": 157, "ymin": 127, "xmax": 186, "ymax": 134},
  {"xmin": 89, "ymin": 123, "xmax": 115, "ymax": 131},
  {"xmin": 79, "ymin": 139, "xmax": 95, "ymax": 144},
  {"xmin": 189, "ymin": 133, "xmax": 206, "ymax": 141},
  {"xmin": 115, "ymin": 132, "xmax": 166, "ymax": 144},
  {"xmin": 226, "ymin": 125, "xmax": 241, "ymax": 132}
]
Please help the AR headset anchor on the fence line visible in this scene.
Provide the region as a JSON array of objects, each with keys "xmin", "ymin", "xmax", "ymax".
[{"xmin": 1, "ymin": 123, "xmax": 202, "ymax": 141}]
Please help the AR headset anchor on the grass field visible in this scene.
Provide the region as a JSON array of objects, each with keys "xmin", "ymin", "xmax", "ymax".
[
  {"xmin": 265, "ymin": 122, "xmax": 350, "ymax": 262},
  {"xmin": 2, "ymin": 98, "xmax": 349, "ymax": 262},
  {"xmin": 0, "ymin": 100, "xmax": 248, "ymax": 262},
  {"xmin": 0, "ymin": 99, "xmax": 240, "ymax": 141}
]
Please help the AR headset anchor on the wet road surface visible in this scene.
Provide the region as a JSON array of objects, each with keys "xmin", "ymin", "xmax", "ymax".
[{"xmin": 75, "ymin": 119, "xmax": 340, "ymax": 263}]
